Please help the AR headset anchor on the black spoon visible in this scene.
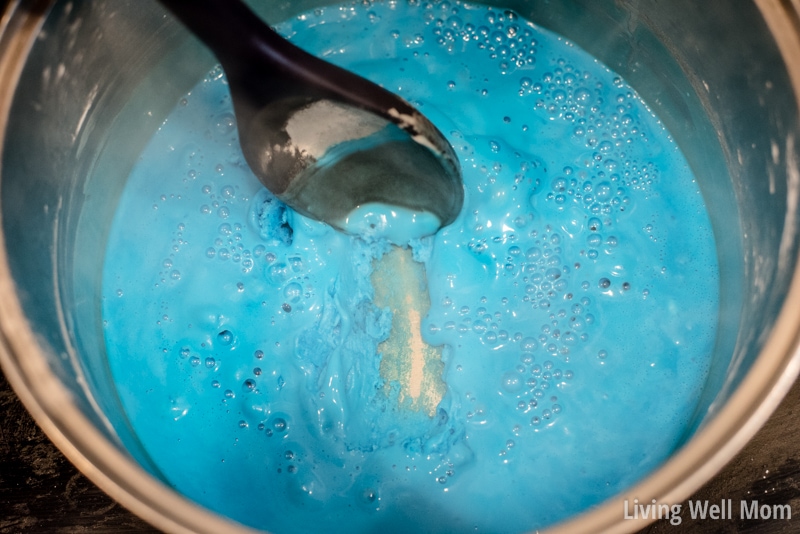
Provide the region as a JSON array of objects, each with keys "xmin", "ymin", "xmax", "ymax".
[{"xmin": 157, "ymin": 0, "xmax": 463, "ymax": 233}]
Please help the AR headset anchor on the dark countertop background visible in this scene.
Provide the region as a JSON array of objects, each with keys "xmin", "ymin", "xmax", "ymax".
[{"xmin": 2, "ymin": 368, "xmax": 800, "ymax": 533}]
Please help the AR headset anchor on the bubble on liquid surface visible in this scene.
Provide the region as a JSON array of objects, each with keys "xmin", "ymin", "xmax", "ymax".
[
  {"xmin": 217, "ymin": 330, "xmax": 234, "ymax": 346},
  {"xmin": 215, "ymin": 113, "xmax": 236, "ymax": 135},
  {"xmin": 284, "ymin": 282, "xmax": 303, "ymax": 303},
  {"xmin": 501, "ymin": 371, "xmax": 523, "ymax": 393},
  {"xmin": 272, "ymin": 417, "xmax": 287, "ymax": 433}
]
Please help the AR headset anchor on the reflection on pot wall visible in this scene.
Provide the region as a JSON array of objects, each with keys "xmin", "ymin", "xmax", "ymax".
[{"xmin": 0, "ymin": 0, "xmax": 798, "ymax": 532}]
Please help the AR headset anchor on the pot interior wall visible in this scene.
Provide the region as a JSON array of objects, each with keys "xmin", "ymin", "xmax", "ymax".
[{"xmin": 1, "ymin": 0, "xmax": 799, "ymax": 524}]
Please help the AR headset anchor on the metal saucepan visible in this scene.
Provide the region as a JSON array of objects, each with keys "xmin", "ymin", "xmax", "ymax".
[{"xmin": 1, "ymin": 1, "xmax": 799, "ymax": 532}]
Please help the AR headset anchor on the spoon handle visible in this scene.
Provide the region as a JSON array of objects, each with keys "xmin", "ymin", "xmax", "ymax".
[{"xmin": 156, "ymin": 0, "xmax": 417, "ymax": 120}]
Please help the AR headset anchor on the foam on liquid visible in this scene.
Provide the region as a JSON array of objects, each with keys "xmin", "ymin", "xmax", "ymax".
[{"xmin": 102, "ymin": 2, "xmax": 719, "ymax": 532}]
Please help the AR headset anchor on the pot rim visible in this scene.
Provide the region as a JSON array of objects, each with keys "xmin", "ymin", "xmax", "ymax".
[
  {"xmin": 0, "ymin": 1, "xmax": 799, "ymax": 533},
  {"xmin": 0, "ymin": 2, "xmax": 257, "ymax": 533}
]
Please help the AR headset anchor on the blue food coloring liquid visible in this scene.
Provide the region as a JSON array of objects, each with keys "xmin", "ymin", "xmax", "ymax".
[{"xmin": 102, "ymin": 2, "xmax": 719, "ymax": 532}]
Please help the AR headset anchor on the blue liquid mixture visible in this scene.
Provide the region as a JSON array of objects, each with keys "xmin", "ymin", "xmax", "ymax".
[{"xmin": 102, "ymin": 2, "xmax": 719, "ymax": 532}]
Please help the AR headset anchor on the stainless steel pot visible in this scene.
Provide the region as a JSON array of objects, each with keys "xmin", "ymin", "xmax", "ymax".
[{"xmin": 1, "ymin": 1, "xmax": 799, "ymax": 532}]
